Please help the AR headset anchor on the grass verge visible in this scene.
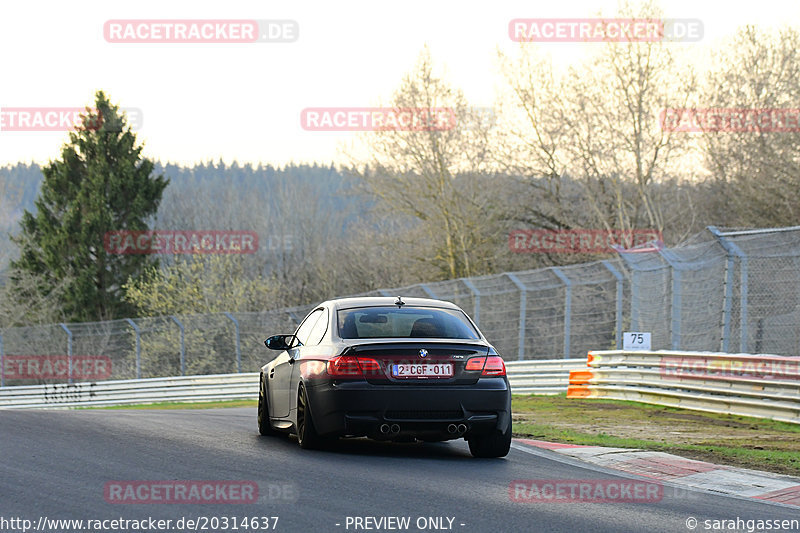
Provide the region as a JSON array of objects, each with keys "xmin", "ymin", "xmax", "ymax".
[{"xmin": 512, "ymin": 394, "xmax": 800, "ymax": 477}]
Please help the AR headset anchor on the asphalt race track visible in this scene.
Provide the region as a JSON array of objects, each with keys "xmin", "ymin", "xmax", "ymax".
[{"xmin": 1, "ymin": 408, "xmax": 797, "ymax": 533}]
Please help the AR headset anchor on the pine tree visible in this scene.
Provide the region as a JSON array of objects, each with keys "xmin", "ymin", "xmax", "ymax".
[{"xmin": 10, "ymin": 91, "xmax": 168, "ymax": 322}]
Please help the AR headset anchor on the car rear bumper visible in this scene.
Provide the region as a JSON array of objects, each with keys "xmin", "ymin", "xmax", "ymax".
[{"xmin": 304, "ymin": 378, "xmax": 511, "ymax": 440}]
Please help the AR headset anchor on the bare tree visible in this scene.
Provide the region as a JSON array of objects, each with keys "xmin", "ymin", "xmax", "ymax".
[
  {"xmin": 495, "ymin": 46, "xmax": 577, "ymax": 231},
  {"xmin": 348, "ymin": 47, "xmax": 503, "ymax": 279},
  {"xmin": 498, "ymin": 0, "xmax": 698, "ymax": 240},
  {"xmin": 700, "ymin": 25, "xmax": 800, "ymax": 227},
  {"xmin": 0, "ymin": 269, "xmax": 70, "ymax": 327}
]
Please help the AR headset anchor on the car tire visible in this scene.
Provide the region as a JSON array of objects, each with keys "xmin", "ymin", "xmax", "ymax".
[
  {"xmin": 296, "ymin": 384, "xmax": 325, "ymax": 449},
  {"xmin": 258, "ymin": 374, "xmax": 278, "ymax": 436},
  {"xmin": 467, "ymin": 425, "xmax": 511, "ymax": 458}
]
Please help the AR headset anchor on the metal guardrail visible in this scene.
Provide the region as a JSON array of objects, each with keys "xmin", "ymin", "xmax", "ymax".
[
  {"xmin": 506, "ymin": 359, "xmax": 586, "ymax": 395},
  {"xmin": 0, "ymin": 359, "xmax": 577, "ymax": 409},
  {"xmin": 0, "ymin": 373, "xmax": 259, "ymax": 409},
  {"xmin": 5, "ymin": 350, "xmax": 797, "ymax": 426},
  {"xmin": 567, "ymin": 350, "xmax": 800, "ymax": 424}
]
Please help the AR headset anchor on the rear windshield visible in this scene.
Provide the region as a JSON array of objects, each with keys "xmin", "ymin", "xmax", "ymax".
[{"xmin": 337, "ymin": 306, "xmax": 480, "ymax": 340}]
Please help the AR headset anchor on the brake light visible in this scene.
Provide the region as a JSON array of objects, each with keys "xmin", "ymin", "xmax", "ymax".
[
  {"xmin": 465, "ymin": 356, "xmax": 506, "ymax": 376},
  {"xmin": 327, "ymin": 356, "xmax": 382, "ymax": 377},
  {"xmin": 327, "ymin": 356, "xmax": 361, "ymax": 376},
  {"xmin": 465, "ymin": 357, "xmax": 485, "ymax": 371},
  {"xmin": 482, "ymin": 356, "xmax": 506, "ymax": 376},
  {"xmin": 357, "ymin": 357, "xmax": 381, "ymax": 376}
]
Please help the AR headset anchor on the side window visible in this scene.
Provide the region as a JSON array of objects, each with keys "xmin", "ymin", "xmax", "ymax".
[
  {"xmin": 305, "ymin": 308, "xmax": 329, "ymax": 346},
  {"xmin": 294, "ymin": 309, "xmax": 323, "ymax": 346}
]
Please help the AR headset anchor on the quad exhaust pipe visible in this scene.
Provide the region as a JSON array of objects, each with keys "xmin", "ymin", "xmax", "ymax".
[
  {"xmin": 380, "ymin": 423, "xmax": 401, "ymax": 436},
  {"xmin": 384, "ymin": 423, "xmax": 466, "ymax": 436},
  {"xmin": 448, "ymin": 423, "xmax": 468, "ymax": 435}
]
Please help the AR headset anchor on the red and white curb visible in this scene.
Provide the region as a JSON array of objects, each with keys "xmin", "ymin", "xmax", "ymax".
[{"xmin": 515, "ymin": 439, "xmax": 800, "ymax": 507}]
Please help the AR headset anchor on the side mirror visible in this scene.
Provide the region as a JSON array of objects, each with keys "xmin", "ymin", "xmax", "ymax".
[{"xmin": 264, "ymin": 334, "xmax": 295, "ymax": 351}]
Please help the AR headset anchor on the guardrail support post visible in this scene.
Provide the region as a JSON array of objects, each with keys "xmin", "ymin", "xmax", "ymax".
[
  {"xmin": 224, "ymin": 312, "xmax": 242, "ymax": 373},
  {"xmin": 125, "ymin": 319, "xmax": 141, "ymax": 379},
  {"xmin": 551, "ymin": 268, "xmax": 573, "ymax": 359},
  {"xmin": 60, "ymin": 323, "xmax": 73, "ymax": 384},
  {"xmin": 602, "ymin": 260, "xmax": 624, "ymax": 350},
  {"xmin": 505, "ymin": 273, "xmax": 527, "ymax": 360},
  {"xmin": 461, "ymin": 278, "xmax": 481, "ymax": 327},
  {"xmin": 708, "ymin": 226, "xmax": 748, "ymax": 352},
  {"xmin": 170, "ymin": 316, "xmax": 186, "ymax": 376}
]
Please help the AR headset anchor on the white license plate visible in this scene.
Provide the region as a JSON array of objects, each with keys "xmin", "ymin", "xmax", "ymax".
[{"xmin": 391, "ymin": 363, "xmax": 453, "ymax": 378}]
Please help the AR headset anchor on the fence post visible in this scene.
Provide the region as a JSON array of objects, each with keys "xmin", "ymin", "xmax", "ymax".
[
  {"xmin": 551, "ymin": 268, "xmax": 573, "ymax": 359},
  {"xmin": 60, "ymin": 323, "xmax": 73, "ymax": 384},
  {"xmin": 505, "ymin": 273, "xmax": 527, "ymax": 360},
  {"xmin": 0, "ymin": 331, "xmax": 4, "ymax": 387},
  {"xmin": 461, "ymin": 278, "xmax": 481, "ymax": 327},
  {"xmin": 171, "ymin": 316, "xmax": 186, "ymax": 376},
  {"xmin": 125, "ymin": 319, "xmax": 141, "ymax": 379},
  {"xmin": 719, "ymin": 253, "xmax": 736, "ymax": 353},
  {"xmin": 657, "ymin": 248, "xmax": 683, "ymax": 350},
  {"xmin": 287, "ymin": 311, "xmax": 301, "ymax": 325},
  {"xmin": 708, "ymin": 226, "xmax": 748, "ymax": 352},
  {"xmin": 614, "ymin": 252, "xmax": 642, "ymax": 331},
  {"xmin": 224, "ymin": 312, "xmax": 242, "ymax": 373},
  {"xmin": 420, "ymin": 284, "xmax": 437, "ymax": 299},
  {"xmin": 601, "ymin": 260, "xmax": 624, "ymax": 350},
  {"xmin": 630, "ymin": 270, "xmax": 640, "ymax": 331}
]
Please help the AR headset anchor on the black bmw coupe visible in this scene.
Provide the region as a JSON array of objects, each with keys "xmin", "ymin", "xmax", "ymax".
[{"xmin": 258, "ymin": 296, "xmax": 512, "ymax": 457}]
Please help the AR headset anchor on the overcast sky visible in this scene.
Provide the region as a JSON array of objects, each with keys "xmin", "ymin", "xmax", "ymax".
[{"xmin": 1, "ymin": 0, "xmax": 799, "ymax": 167}]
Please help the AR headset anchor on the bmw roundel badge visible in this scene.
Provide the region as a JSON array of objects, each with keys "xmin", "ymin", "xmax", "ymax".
[{"xmin": 419, "ymin": 349, "xmax": 428, "ymax": 358}]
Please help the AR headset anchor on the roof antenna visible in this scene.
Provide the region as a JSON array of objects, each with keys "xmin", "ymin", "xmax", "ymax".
[{"xmin": 394, "ymin": 296, "xmax": 405, "ymax": 307}]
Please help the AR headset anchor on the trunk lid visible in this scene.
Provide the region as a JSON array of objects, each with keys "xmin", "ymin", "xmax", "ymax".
[{"xmin": 341, "ymin": 341, "xmax": 491, "ymax": 385}]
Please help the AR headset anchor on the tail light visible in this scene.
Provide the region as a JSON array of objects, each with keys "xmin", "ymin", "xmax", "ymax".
[
  {"xmin": 482, "ymin": 356, "xmax": 506, "ymax": 376},
  {"xmin": 465, "ymin": 357, "xmax": 485, "ymax": 371},
  {"xmin": 465, "ymin": 356, "xmax": 506, "ymax": 376},
  {"xmin": 327, "ymin": 355, "xmax": 382, "ymax": 378}
]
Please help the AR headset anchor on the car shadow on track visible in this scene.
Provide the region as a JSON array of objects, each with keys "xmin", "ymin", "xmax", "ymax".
[{"xmin": 254, "ymin": 433, "xmax": 488, "ymax": 460}]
